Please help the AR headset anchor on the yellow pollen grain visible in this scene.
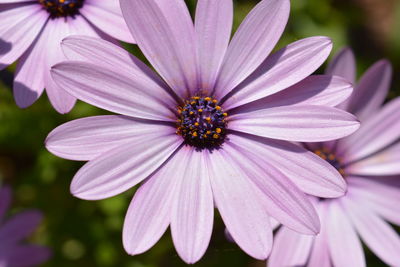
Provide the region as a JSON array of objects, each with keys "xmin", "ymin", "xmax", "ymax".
[
  {"xmin": 198, "ymin": 109, "xmax": 203, "ymax": 113},
  {"xmin": 189, "ymin": 111, "xmax": 194, "ymax": 115},
  {"xmin": 223, "ymin": 113, "xmax": 228, "ymax": 117},
  {"xmin": 328, "ymin": 154, "xmax": 335, "ymax": 161},
  {"xmin": 193, "ymin": 96, "xmax": 200, "ymax": 100},
  {"xmin": 192, "ymin": 132, "xmax": 198, "ymax": 137},
  {"xmin": 216, "ymin": 106, "xmax": 221, "ymax": 110},
  {"xmin": 205, "ymin": 117, "xmax": 211, "ymax": 121},
  {"xmin": 194, "ymin": 122, "xmax": 199, "ymax": 126},
  {"xmin": 204, "ymin": 97, "xmax": 211, "ymax": 101},
  {"xmin": 213, "ymin": 134, "xmax": 219, "ymax": 139},
  {"xmin": 216, "ymin": 128, "xmax": 222, "ymax": 134},
  {"xmin": 212, "ymin": 99, "xmax": 218, "ymax": 103},
  {"xmin": 206, "ymin": 131, "xmax": 211, "ymax": 135},
  {"xmin": 191, "ymin": 101, "xmax": 196, "ymax": 105}
]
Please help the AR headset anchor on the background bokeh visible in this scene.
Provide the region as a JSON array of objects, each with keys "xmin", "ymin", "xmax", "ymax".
[{"xmin": 0, "ymin": 0, "xmax": 399, "ymax": 266}]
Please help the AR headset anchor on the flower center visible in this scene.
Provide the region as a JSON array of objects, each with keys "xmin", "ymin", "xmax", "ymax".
[
  {"xmin": 176, "ymin": 96, "xmax": 228, "ymax": 150},
  {"xmin": 314, "ymin": 148, "xmax": 345, "ymax": 176},
  {"xmin": 39, "ymin": 0, "xmax": 84, "ymax": 18}
]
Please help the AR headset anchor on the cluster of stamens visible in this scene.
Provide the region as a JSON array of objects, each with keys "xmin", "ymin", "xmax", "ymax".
[
  {"xmin": 176, "ymin": 96, "xmax": 228, "ymax": 150},
  {"xmin": 39, "ymin": 0, "xmax": 84, "ymax": 18},
  {"xmin": 314, "ymin": 148, "xmax": 345, "ymax": 176}
]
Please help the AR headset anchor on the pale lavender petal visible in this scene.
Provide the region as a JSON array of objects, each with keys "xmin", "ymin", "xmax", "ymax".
[
  {"xmin": 221, "ymin": 37, "xmax": 333, "ymax": 109},
  {"xmin": 345, "ymin": 197, "xmax": 400, "ymax": 266},
  {"xmin": 0, "ymin": 4, "xmax": 47, "ymax": 69},
  {"xmin": 123, "ymin": 147, "xmax": 188, "ymax": 256},
  {"xmin": 347, "ymin": 60, "xmax": 392, "ymax": 121},
  {"xmin": 0, "ymin": 186, "xmax": 11, "ymax": 221},
  {"xmin": 229, "ymin": 134, "xmax": 346, "ymax": 198},
  {"xmin": 338, "ymin": 97, "xmax": 400, "ymax": 162},
  {"xmin": 70, "ymin": 133, "xmax": 182, "ymax": 200},
  {"xmin": 61, "ymin": 35, "xmax": 169, "ymax": 93},
  {"xmin": 0, "ymin": 210, "xmax": 42, "ymax": 245},
  {"xmin": 42, "ymin": 17, "xmax": 77, "ymax": 114},
  {"xmin": 171, "ymin": 148, "xmax": 213, "ymax": 264},
  {"xmin": 208, "ymin": 148, "xmax": 272, "ymax": 259},
  {"xmin": 120, "ymin": 0, "xmax": 197, "ymax": 97},
  {"xmin": 347, "ymin": 176, "xmax": 400, "ymax": 225},
  {"xmin": 5, "ymin": 245, "xmax": 51, "ymax": 267},
  {"xmin": 231, "ymin": 75, "xmax": 353, "ymax": 114},
  {"xmin": 326, "ymin": 200, "xmax": 366, "ymax": 267},
  {"xmin": 45, "ymin": 115, "xmax": 172, "ymax": 161},
  {"xmin": 226, "ymin": 139, "xmax": 320, "ymax": 234},
  {"xmin": 0, "ymin": 0, "xmax": 34, "ymax": 2},
  {"xmin": 230, "ymin": 105, "xmax": 360, "ymax": 142},
  {"xmin": 195, "ymin": 0, "xmax": 233, "ymax": 91},
  {"xmin": 346, "ymin": 142, "xmax": 400, "ymax": 176},
  {"xmin": 325, "ymin": 47, "xmax": 356, "ymax": 84},
  {"xmin": 214, "ymin": 0, "xmax": 290, "ymax": 99},
  {"xmin": 308, "ymin": 202, "xmax": 332, "ymax": 267},
  {"xmin": 13, "ymin": 22, "xmax": 49, "ymax": 108},
  {"xmin": 80, "ymin": 0, "xmax": 135, "ymax": 43},
  {"xmin": 51, "ymin": 61, "xmax": 176, "ymax": 121},
  {"xmin": 268, "ymin": 227, "xmax": 314, "ymax": 267}
]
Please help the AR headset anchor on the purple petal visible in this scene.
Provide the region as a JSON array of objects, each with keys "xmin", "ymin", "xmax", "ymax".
[
  {"xmin": 230, "ymin": 105, "xmax": 360, "ymax": 142},
  {"xmin": 195, "ymin": 0, "xmax": 233, "ymax": 91},
  {"xmin": 268, "ymin": 227, "xmax": 314, "ymax": 267},
  {"xmin": 231, "ymin": 75, "xmax": 353, "ymax": 114},
  {"xmin": 225, "ymin": 138, "xmax": 320, "ymax": 234},
  {"xmin": 123, "ymin": 148, "xmax": 188, "ymax": 256},
  {"xmin": 325, "ymin": 47, "xmax": 356, "ymax": 84},
  {"xmin": 61, "ymin": 35, "xmax": 168, "ymax": 92},
  {"xmin": 308, "ymin": 202, "xmax": 332, "ymax": 267},
  {"xmin": 347, "ymin": 176, "xmax": 400, "ymax": 226},
  {"xmin": 3, "ymin": 245, "xmax": 51, "ymax": 267},
  {"xmin": 45, "ymin": 115, "xmax": 171, "ymax": 161},
  {"xmin": 347, "ymin": 60, "xmax": 392, "ymax": 121},
  {"xmin": 326, "ymin": 200, "xmax": 366, "ymax": 267},
  {"xmin": 347, "ymin": 142, "xmax": 400, "ymax": 176},
  {"xmin": 0, "ymin": 186, "xmax": 11, "ymax": 221},
  {"xmin": 70, "ymin": 133, "xmax": 182, "ymax": 200},
  {"xmin": 221, "ymin": 36, "xmax": 333, "ymax": 110},
  {"xmin": 120, "ymin": 0, "xmax": 197, "ymax": 97},
  {"xmin": 0, "ymin": 4, "xmax": 47, "ymax": 70},
  {"xmin": 51, "ymin": 61, "xmax": 176, "ymax": 121},
  {"xmin": 207, "ymin": 148, "xmax": 272, "ymax": 259},
  {"xmin": 80, "ymin": 0, "xmax": 135, "ymax": 43},
  {"xmin": 0, "ymin": 210, "xmax": 42, "ymax": 245},
  {"xmin": 345, "ymin": 197, "xmax": 400, "ymax": 266},
  {"xmin": 214, "ymin": 0, "xmax": 290, "ymax": 99},
  {"xmin": 338, "ymin": 97, "xmax": 400, "ymax": 162},
  {"xmin": 229, "ymin": 134, "xmax": 346, "ymax": 198},
  {"xmin": 171, "ymin": 148, "xmax": 214, "ymax": 264}
]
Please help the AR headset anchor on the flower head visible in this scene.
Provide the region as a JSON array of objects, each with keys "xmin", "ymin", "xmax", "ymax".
[
  {"xmin": 0, "ymin": 185, "xmax": 51, "ymax": 267},
  {"xmin": 46, "ymin": 0, "xmax": 360, "ymax": 263},
  {"xmin": 0, "ymin": 0, "xmax": 134, "ymax": 113},
  {"xmin": 268, "ymin": 48, "xmax": 400, "ymax": 267}
]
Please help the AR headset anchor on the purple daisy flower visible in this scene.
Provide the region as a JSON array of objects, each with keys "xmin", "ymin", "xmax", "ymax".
[
  {"xmin": 0, "ymin": 0, "xmax": 134, "ymax": 113},
  {"xmin": 0, "ymin": 186, "xmax": 51, "ymax": 267},
  {"xmin": 268, "ymin": 48, "xmax": 400, "ymax": 267},
  {"xmin": 45, "ymin": 0, "xmax": 360, "ymax": 263}
]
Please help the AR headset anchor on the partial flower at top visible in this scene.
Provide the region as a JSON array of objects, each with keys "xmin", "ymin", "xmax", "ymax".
[
  {"xmin": 45, "ymin": 0, "xmax": 360, "ymax": 263},
  {"xmin": 0, "ymin": 185, "xmax": 50, "ymax": 267},
  {"xmin": 0, "ymin": 0, "xmax": 134, "ymax": 113},
  {"xmin": 268, "ymin": 48, "xmax": 400, "ymax": 267}
]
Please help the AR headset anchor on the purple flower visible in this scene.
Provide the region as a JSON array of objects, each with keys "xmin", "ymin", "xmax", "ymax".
[
  {"xmin": 268, "ymin": 48, "xmax": 400, "ymax": 267},
  {"xmin": 0, "ymin": 186, "xmax": 50, "ymax": 267},
  {"xmin": 45, "ymin": 0, "xmax": 360, "ymax": 263},
  {"xmin": 0, "ymin": 0, "xmax": 134, "ymax": 113}
]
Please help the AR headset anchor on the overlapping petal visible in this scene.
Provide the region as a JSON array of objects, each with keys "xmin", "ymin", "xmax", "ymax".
[
  {"xmin": 2, "ymin": 245, "xmax": 51, "ymax": 267},
  {"xmin": 230, "ymin": 105, "xmax": 359, "ymax": 142},
  {"xmin": 0, "ymin": 210, "xmax": 42, "ymax": 245},
  {"xmin": 0, "ymin": 186, "xmax": 11, "ymax": 221},
  {"xmin": 325, "ymin": 47, "xmax": 356, "ymax": 84},
  {"xmin": 120, "ymin": 0, "xmax": 197, "ymax": 97},
  {"xmin": 221, "ymin": 36, "xmax": 333, "ymax": 109},
  {"xmin": 214, "ymin": 0, "xmax": 290, "ymax": 99}
]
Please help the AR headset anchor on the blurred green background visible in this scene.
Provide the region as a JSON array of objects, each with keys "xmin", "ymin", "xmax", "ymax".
[{"xmin": 0, "ymin": 0, "xmax": 399, "ymax": 266}]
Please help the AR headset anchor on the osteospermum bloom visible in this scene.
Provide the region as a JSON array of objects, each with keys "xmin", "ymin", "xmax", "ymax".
[
  {"xmin": 46, "ymin": 0, "xmax": 360, "ymax": 263},
  {"xmin": 0, "ymin": 186, "xmax": 50, "ymax": 267},
  {"xmin": 0, "ymin": 0, "xmax": 134, "ymax": 113},
  {"xmin": 268, "ymin": 48, "xmax": 400, "ymax": 267}
]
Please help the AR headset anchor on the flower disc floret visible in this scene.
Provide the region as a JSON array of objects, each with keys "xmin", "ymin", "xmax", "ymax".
[
  {"xmin": 176, "ymin": 96, "xmax": 228, "ymax": 150},
  {"xmin": 314, "ymin": 148, "xmax": 345, "ymax": 176},
  {"xmin": 39, "ymin": 0, "xmax": 84, "ymax": 18}
]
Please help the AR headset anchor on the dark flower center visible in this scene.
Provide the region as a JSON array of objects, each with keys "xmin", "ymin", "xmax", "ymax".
[
  {"xmin": 314, "ymin": 148, "xmax": 345, "ymax": 176},
  {"xmin": 39, "ymin": 0, "xmax": 84, "ymax": 18},
  {"xmin": 176, "ymin": 96, "xmax": 228, "ymax": 150}
]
